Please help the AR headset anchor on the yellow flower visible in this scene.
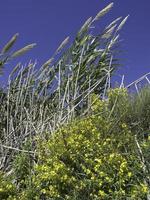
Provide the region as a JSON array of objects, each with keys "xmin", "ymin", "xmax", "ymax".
[
  {"xmin": 86, "ymin": 169, "xmax": 91, "ymax": 175},
  {"xmin": 109, "ymin": 153, "xmax": 115, "ymax": 159},
  {"xmin": 98, "ymin": 190, "xmax": 106, "ymax": 197},
  {"xmin": 0, "ymin": 188, "xmax": 3, "ymax": 192},
  {"xmin": 99, "ymin": 171, "xmax": 105, "ymax": 177},
  {"xmin": 127, "ymin": 172, "xmax": 132, "ymax": 178},
  {"xmin": 140, "ymin": 183, "xmax": 148, "ymax": 193},
  {"xmin": 41, "ymin": 189, "xmax": 47, "ymax": 194},
  {"xmin": 95, "ymin": 158, "xmax": 102, "ymax": 164},
  {"xmin": 122, "ymin": 123, "xmax": 127, "ymax": 128}
]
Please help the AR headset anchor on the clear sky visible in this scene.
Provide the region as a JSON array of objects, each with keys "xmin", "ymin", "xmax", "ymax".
[{"xmin": 0, "ymin": 0, "xmax": 150, "ymax": 86}]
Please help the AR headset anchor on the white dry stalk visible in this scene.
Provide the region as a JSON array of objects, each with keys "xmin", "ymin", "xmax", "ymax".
[
  {"xmin": 0, "ymin": 144, "xmax": 35, "ymax": 154},
  {"xmin": 135, "ymin": 83, "xmax": 140, "ymax": 95},
  {"xmin": 134, "ymin": 135, "xmax": 150, "ymax": 199},
  {"xmin": 22, "ymin": 62, "xmax": 36, "ymax": 106},
  {"xmin": 126, "ymin": 72, "xmax": 150, "ymax": 89},
  {"xmin": 60, "ymin": 76, "xmax": 107, "ymax": 124},
  {"xmin": 102, "ymin": 56, "xmax": 113, "ymax": 99},
  {"xmin": 108, "ymin": 96, "xmax": 119, "ymax": 119},
  {"xmin": 59, "ymin": 75, "xmax": 70, "ymax": 123},
  {"xmin": 74, "ymin": 44, "xmax": 85, "ymax": 100},
  {"xmin": 145, "ymin": 76, "xmax": 150, "ymax": 84},
  {"xmin": 14, "ymin": 65, "xmax": 24, "ymax": 117},
  {"xmin": 58, "ymin": 60, "xmax": 61, "ymax": 116},
  {"xmin": 119, "ymin": 75, "xmax": 125, "ymax": 88},
  {"xmin": 87, "ymin": 76, "xmax": 91, "ymax": 114},
  {"xmin": 6, "ymin": 77, "xmax": 11, "ymax": 137}
]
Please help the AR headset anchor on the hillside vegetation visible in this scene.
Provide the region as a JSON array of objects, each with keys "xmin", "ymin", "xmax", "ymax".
[{"xmin": 0, "ymin": 3, "xmax": 150, "ymax": 200}]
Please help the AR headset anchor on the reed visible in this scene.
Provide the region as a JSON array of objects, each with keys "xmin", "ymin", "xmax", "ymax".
[{"xmin": 0, "ymin": 3, "xmax": 127, "ymax": 171}]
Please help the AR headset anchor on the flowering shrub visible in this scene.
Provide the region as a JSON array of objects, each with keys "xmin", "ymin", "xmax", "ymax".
[
  {"xmin": 20, "ymin": 90, "xmax": 148, "ymax": 199},
  {"xmin": 0, "ymin": 88, "xmax": 150, "ymax": 199},
  {"xmin": 0, "ymin": 171, "xmax": 16, "ymax": 200},
  {"xmin": 29, "ymin": 115, "xmax": 148, "ymax": 199}
]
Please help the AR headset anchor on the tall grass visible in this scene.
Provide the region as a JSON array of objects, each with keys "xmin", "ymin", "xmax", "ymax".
[{"xmin": 0, "ymin": 3, "xmax": 128, "ymax": 171}]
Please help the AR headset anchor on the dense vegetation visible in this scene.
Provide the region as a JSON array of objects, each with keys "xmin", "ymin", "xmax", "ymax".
[{"xmin": 0, "ymin": 3, "xmax": 150, "ymax": 200}]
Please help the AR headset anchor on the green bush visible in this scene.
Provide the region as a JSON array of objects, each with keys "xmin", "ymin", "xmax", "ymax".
[
  {"xmin": 1, "ymin": 88, "xmax": 150, "ymax": 199},
  {"xmin": 0, "ymin": 171, "xmax": 16, "ymax": 200},
  {"xmin": 131, "ymin": 86, "xmax": 150, "ymax": 132},
  {"xmin": 32, "ymin": 124, "xmax": 148, "ymax": 199},
  {"xmin": 17, "ymin": 89, "xmax": 148, "ymax": 199}
]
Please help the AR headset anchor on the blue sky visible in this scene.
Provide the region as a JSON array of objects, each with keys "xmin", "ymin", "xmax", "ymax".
[{"xmin": 0, "ymin": 0, "xmax": 150, "ymax": 86}]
